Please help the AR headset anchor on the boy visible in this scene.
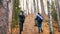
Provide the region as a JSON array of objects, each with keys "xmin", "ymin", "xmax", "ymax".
[{"xmin": 35, "ymin": 13, "xmax": 43, "ymax": 33}]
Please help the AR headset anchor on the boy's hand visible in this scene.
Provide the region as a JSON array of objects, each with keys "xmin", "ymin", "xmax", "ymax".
[{"xmin": 35, "ymin": 20, "xmax": 37, "ymax": 26}]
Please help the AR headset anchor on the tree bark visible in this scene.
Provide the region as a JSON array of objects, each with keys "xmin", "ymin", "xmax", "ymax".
[
  {"xmin": 47, "ymin": 0, "xmax": 54, "ymax": 34},
  {"xmin": 0, "ymin": 5, "xmax": 7, "ymax": 34},
  {"xmin": 7, "ymin": 0, "xmax": 13, "ymax": 34},
  {"xmin": 36, "ymin": 0, "xmax": 39, "ymax": 13},
  {"xmin": 0, "ymin": 0, "xmax": 8, "ymax": 34},
  {"xmin": 54, "ymin": 0, "xmax": 60, "ymax": 32},
  {"xmin": 40, "ymin": 0, "xmax": 45, "ymax": 18},
  {"xmin": 33, "ymin": 0, "xmax": 36, "ymax": 13},
  {"xmin": 26, "ymin": 0, "xmax": 29, "ymax": 15}
]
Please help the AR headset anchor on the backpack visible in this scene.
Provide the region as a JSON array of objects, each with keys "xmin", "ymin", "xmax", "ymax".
[{"xmin": 35, "ymin": 14, "xmax": 43, "ymax": 22}]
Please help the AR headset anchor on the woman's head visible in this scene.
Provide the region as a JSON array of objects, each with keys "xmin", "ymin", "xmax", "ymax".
[{"xmin": 19, "ymin": 11, "xmax": 24, "ymax": 15}]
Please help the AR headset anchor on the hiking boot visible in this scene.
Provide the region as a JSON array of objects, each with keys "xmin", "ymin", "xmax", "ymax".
[
  {"xmin": 34, "ymin": 24, "xmax": 37, "ymax": 26},
  {"xmin": 38, "ymin": 31, "xmax": 40, "ymax": 33},
  {"xmin": 41, "ymin": 29, "xmax": 43, "ymax": 32},
  {"xmin": 38, "ymin": 29, "xmax": 40, "ymax": 33}
]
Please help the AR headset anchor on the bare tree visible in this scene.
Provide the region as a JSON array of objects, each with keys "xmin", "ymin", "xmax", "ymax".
[
  {"xmin": 2, "ymin": 0, "xmax": 13, "ymax": 34},
  {"xmin": 31, "ymin": 0, "xmax": 33, "ymax": 14},
  {"xmin": 36, "ymin": 0, "xmax": 39, "ymax": 13},
  {"xmin": 54, "ymin": 0, "xmax": 60, "ymax": 32},
  {"xmin": 0, "ymin": 3, "xmax": 7, "ymax": 34},
  {"xmin": 7, "ymin": 0, "xmax": 14, "ymax": 34},
  {"xmin": 33, "ymin": 0, "xmax": 36, "ymax": 13},
  {"xmin": 47, "ymin": 0, "xmax": 54, "ymax": 34},
  {"xmin": 40, "ymin": 0, "xmax": 45, "ymax": 18},
  {"xmin": 26, "ymin": 0, "xmax": 29, "ymax": 15},
  {"xmin": 23, "ymin": 0, "xmax": 24, "ymax": 11},
  {"xmin": 0, "ymin": 0, "xmax": 10, "ymax": 34}
]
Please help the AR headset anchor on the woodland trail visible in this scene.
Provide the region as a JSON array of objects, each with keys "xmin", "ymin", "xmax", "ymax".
[{"xmin": 12, "ymin": 14, "xmax": 60, "ymax": 34}]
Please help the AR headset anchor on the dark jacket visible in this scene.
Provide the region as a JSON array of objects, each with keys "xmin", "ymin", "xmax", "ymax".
[
  {"xmin": 19, "ymin": 13, "xmax": 25, "ymax": 32},
  {"xmin": 19, "ymin": 15, "xmax": 25, "ymax": 23},
  {"xmin": 35, "ymin": 14, "xmax": 43, "ymax": 22},
  {"xmin": 35, "ymin": 13, "xmax": 43, "ymax": 27}
]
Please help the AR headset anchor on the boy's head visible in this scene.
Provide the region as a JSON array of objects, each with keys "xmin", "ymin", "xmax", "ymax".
[
  {"xmin": 38, "ymin": 12, "xmax": 41, "ymax": 15},
  {"xmin": 38, "ymin": 12, "xmax": 40, "ymax": 14}
]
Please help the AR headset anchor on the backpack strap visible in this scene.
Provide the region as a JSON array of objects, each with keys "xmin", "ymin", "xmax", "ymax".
[{"xmin": 37, "ymin": 14, "xmax": 43, "ymax": 20}]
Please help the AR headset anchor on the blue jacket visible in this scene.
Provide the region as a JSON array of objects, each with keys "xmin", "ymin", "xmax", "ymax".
[{"xmin": 35, "ymin": 14, "xmax": 43, "ymax": 27}]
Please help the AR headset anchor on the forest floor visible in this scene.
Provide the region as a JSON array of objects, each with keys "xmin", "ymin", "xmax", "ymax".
[{"xmin": 12, "ymin": 14, "xmax": 60, "ymax": 34}]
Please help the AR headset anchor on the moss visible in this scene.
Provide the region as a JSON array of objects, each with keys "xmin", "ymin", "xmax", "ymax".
[{"xmin": 12, "ymin": 0, "xmax": 21, "ymax": 28}]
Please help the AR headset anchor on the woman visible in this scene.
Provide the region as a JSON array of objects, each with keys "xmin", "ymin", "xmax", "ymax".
[{"xmin": 19, "ymin": 11, "xmax": 25, "ymax": 34}]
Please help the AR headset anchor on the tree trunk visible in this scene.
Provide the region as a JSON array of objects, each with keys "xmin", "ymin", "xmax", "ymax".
[
  {"xmin": 0, "ymin": 5, "xmax": 7, "ymax": 34},
  {"xmin": 31, "ymin": 0, "xmax": 33, "ymax": 14},
  {"xmin": 26, "ymin": 0, "xmax": 29, "ymax": 15},
  {"xmin": 33, "ymin": 0, "xmax": 36, "ymax": 13},
  {"xmin": 36, "ymin": 0, "xmax": 39, "ymax": 13},
  {"xmin": 54, "ymin": 0, "xmax": 60, "ymax": 32},
  {"xmin": 0, "ymin": 0, "xmax": 9, "ymax": 34},
  {"xmin": 40, "ymin": 0, "xmax": 45, "ymax": 18},
  {"xmin": 7, "ymin": 0, "xmax": 13, "ymax": 34},
  {"xmin": 47, "ymin": 0, "xmax": 54, "ymax": 34}
]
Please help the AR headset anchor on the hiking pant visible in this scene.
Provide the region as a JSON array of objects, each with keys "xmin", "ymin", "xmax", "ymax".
[
  {"xmin": 37, "ymin": 22, "xmax": 42, "ymax": 32},
  {"xmin": 19, "ymin": 21, "xmax": 24, "ymax": 34}
]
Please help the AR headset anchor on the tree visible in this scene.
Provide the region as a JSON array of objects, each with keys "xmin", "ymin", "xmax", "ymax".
[
  {"xmin": 31, "ymin": 0, "xmax": 33, "ymax": 14},
  {"xmin": 33, "ymin": 0, "xmax": 36, "ymax": 13},
  {"xmin": 40, "ymin": 0, "xmax": 45, "ymax": 19},
  {"xmin": 26, "ymin": 0, "xmax": 29, "ymax": 15},
  {"xmin": 51, "ymin": 0, "xmax": 57, "ymax": 21},
  {"xmin": 36, "ymin": 0, "xmax": 39, "ymax": 13},
  {"xmin": 0, "ymin": 0, "xmax": 10, "ymax": 34},
  {"xmin": 54, "ymin": 0, "xmax": 60, "ymax": 32},
  {"xmin": 12, "ymin": 0, "xmax": 20, "ymax": 28},
  {"xmin": 0, "ymin": 0, "xmax": 2, "ymax": 5},
  {"xmin": 47, "ymin": 0, "xmax": 54, "ymax": 34},
  {"xmin": 33, "ymin": 0, "xmax": 37, "ymax": 17},
  {"xmin": 7, "ymin": 0, "xmax": 14, "ymax": 34}
]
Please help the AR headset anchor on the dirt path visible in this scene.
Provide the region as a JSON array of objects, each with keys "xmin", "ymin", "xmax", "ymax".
[
  {"xmin": 22, "ymin": 14, "xmax": 50, "ymax": 34},
  {"xmin": 12, "ymin": 14, "xmax": 60, "ymax": 34}
]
